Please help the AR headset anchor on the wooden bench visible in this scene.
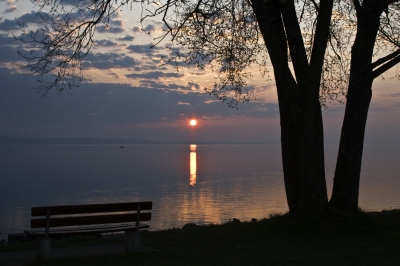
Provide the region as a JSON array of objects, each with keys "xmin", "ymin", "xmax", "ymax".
[{"xmin": 24, "ymin": 201, "xmax": 152, "ymax": 260}]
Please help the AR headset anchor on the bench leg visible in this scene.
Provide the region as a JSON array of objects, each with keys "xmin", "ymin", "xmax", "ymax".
[
  {"xmin": 125, "ymin": 231, "xmax": 141, "ymax": 252},
  {"xmin": 36, "ymin": 237, "xmax": 51, "ymax": 260}
]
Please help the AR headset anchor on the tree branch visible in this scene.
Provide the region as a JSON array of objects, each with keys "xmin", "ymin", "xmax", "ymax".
[
  {"xmin": 280, "ymin": 0, "xmax": 309, "ymax": 89},
  {"xmin": 309, "ymin": 0, "xmax": 333, "ymax": 98},
  {"xmin": 372, "ymin": 54, "xmax": 400, "ymax": 79},
  {"xmin": 371, "ymin": 49, "xmax": 400, "ymax": 69},
  {"xmin": 309, "ymin": 0, "xmax": 319, "ymax": 12}
]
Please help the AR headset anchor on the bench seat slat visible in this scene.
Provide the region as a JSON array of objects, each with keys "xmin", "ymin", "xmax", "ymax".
[
  {"xmin": 31, "ymin": 201, "xmax": 152, "ymax": 216},
  {"xmin": 31, "ymin": 213, "xmax": 151, "ymax": 228},
  {"xmin": 28, "ymin": 222, "xmax": 146, "ymax": 233},
  {"xmin": 25, "ymin": 223, "xmax": 150, "ymax": 237}
]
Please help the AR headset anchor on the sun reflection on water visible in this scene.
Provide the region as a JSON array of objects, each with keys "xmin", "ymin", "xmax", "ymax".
[{"xmin": 190, "ymin": 145, "xmax": 197, "ymax": 186}]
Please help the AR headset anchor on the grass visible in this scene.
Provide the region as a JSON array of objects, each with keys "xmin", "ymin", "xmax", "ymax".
[{"xmin": 1, "ymin": 210, "xmax": 400, "ymax": 266}]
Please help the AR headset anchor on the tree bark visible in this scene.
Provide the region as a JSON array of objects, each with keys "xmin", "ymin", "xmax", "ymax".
[
  {"xmin": 295, "ymin": 97, "xmax": 329, "ymax": 217},
  {"xmin": 251, "ymin": 0, "xmax": 331, "ymax": 217},
  {"xmin": 276, "ymin": 79, "xmax": 299, "ymax": 212},
  {"xmin": 329, "ymin": 3, "xmax": 382, "ymax": 212}
]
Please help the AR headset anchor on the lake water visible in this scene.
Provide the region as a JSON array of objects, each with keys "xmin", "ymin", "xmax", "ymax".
[{"xmin": 1, "ymin": 144, "xmax": 399, "ymax": 240}]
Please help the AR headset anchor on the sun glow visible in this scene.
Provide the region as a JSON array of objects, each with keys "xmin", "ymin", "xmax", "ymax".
[
  {"xmin": 190, "ymin": 119, "xmax": 197, "ymax": 126},
  {"xmin": 190, "ymin": 146, "xmax": 197, "ymax": 186}
]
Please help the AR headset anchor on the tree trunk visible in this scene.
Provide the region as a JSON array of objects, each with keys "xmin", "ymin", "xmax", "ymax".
[
  {"xmin": 276, "ymin": 72, "xmax": 329, "ymax": 217},
  {"xmin": 276, "ymin": 79, "xmax": 299, "ymax": 212},
  {"xmin": 329, "ymin": 77, "xmax": 372, "ymax": 212},
  {"xmin": 330, "ymin": 4, "xmax": 381, "ymax": 212},
  {"xmin": 295, "ymin": 99, "xmax": 329, "ymax": 217},
  {"xmin": 276, "ymin": 75, "xmax": 328, "ymax": 217},
  {"xmin": 251, "ymin": 0, "xmax": 330, "ymax": 217}
]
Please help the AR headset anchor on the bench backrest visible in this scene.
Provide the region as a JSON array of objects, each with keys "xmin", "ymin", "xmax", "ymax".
[{"xmin": 30, "ymin": 201, "xmax": 152, "ymax": 235}]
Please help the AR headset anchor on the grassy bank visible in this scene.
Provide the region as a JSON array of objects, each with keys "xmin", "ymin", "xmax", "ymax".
[{"xmin": 2, "ymin": 210, "xmax": 400, "ymax": 265}]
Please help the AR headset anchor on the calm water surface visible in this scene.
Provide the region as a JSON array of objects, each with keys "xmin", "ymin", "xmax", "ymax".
[{"xmin": 0, "ymin": 144, "xmax": 399, "ymax": 240}]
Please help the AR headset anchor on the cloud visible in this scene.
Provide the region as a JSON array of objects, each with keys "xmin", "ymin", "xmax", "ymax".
[
  {"xmin": 142, "ymin": 21, "xmax": 167, "ymax": 34},
  {"xmin": 0, "ymin": 34, "xmax": 13, "ymax": 46},
  {"xmin": 97, "ymin": 18, "xmax": 125, "ymax": 34},
  {"xmin": 97, "ymin": 25, "xmax": 124, "ymax": 34},
  {"xmin": 137, "ymin": 79, "xmax": 193, "ymax": 91},
  {"xmin": 116, "ymin": 35, "xmax": 135, "ymax": 41},
  {"xmin": 0, "ymin": 66, "xmax": 279, "ymax": 140},
  {"xmin": 3, "ymin": 5, "xmax": 17, "ymax": 13},
  {"xmin": 125, "ymin": 71, "xmax": 184, "ymax": 80},
  {"xmin": 136, "ymin": 79, "xmax": 205, "ymax": 94},
  {"xmin": 0, "ymin": 12, "xmax": 43, "ymax": 31},
  {"xmin": 82, "ymin": 52, "xmax": 138, "ymax": 69},
  {"xmin": 65, "ymin": 0, "xmax": 83, "ymax": 6},
  {"xmin": 95, "ymin": 39, "xmax": 122, "ymax": 47},
  {"xmin": 126, "ymin": 44, "xmax": 162, "ymax": 55},
  {"xmin": 110, "ymin": 19, "xmax": 123, "ymax": 27},
  {"xmin": 131, "ymin": 25, "xmax": 141, "ymax": 33},
  {"xmin": 130, "ymin": 21, "xmax": 167, "ymax": 35}
]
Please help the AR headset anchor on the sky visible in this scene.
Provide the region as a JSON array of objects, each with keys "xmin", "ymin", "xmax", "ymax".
[{"xmin": 1, "ymin": 0, "xmax": 400, "ymax": 149}]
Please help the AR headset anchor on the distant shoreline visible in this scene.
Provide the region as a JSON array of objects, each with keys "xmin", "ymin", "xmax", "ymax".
[{"xmin": 0, "ymin": 136, "xmax": 272, "ymax": 146}]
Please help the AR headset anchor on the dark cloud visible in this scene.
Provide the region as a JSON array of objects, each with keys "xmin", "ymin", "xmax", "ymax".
[
  {"xmin": 57, "ymin": 0, "xmax": 80, "ymax": 6},
  {"xmin": 116, "ymin": 35, "xmax": 135, "ymax": 41},
  {"xmin": 97, "ymin": 25, "xmax": 124, "ymax": 34},
  {"xmin": 110, "ymin": 19, "xmax": 123, "ymax": 27},
  {"xmin": 131, "ymin": 25, "xmax": 141, "ymax": 33},
  {"xmin": 0, "ymin": 66, "xmax": 279, "ymax": 140},
  {"xmin": 132, "ymin": 21, "xmax": 167, "ymax": 35},
  {"xmin": 126, "ymin": 44, "xmax": 162, "ymax": 55},
  {"xmin": 126, "ymin": 71, "xmax": 184, "ymax": 80},
  {"xmin": 143, "ymin": 24, "xmax": 157, "ymax": 33},
  {"xmin": 82, "ymin": 52, "xmax": 138, "ymax": 69},
  {"xmin": 0, "ymin": 34, "xmax": 13, "ymax": 46},
  {"xmin": 97, "ymin": 19, "xmax": 125, "ymax": 34},
  {"xmin": 143, "ymin": 21, "xmax": 166, "ymax": 33},
  {"xmin": 95, "ymin": 39, "xmax": 120, "ymax": 47},
  {"xmin": 0, "ymin": 11, "xmax": 43, "ymax": 31},
  {"xmin": 0, "ymin": 67, "xmax": 276, "ymax": 123},
  {"xmin": 133, "ymin": 64, "xmax": 167, "ymax": 72},
  {"xmin": 138, "ymin": 79, "xmax": 189, "ymax": 90},
  {"xmin": 138, "ymin": 79, "xmax": 166, "ymax": 88}
]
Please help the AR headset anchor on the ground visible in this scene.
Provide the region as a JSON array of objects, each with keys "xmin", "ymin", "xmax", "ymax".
[{"xmin": 1, "ymin": 210, "xmax": 400, "ymax": 266}]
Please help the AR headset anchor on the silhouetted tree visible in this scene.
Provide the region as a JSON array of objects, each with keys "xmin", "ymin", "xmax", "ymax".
[
  {"xmin": 17, "ymin": 0, "xmax": 400, "ymax": 217},
  {"xmin": 330, "ymin": 1, "xmax": 400, "ymax": 211}
]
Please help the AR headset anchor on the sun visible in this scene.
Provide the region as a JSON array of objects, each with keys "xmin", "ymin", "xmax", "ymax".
[{"xmin": 190, "ymin": 119, "xmax": 197, "ymax": 126}]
